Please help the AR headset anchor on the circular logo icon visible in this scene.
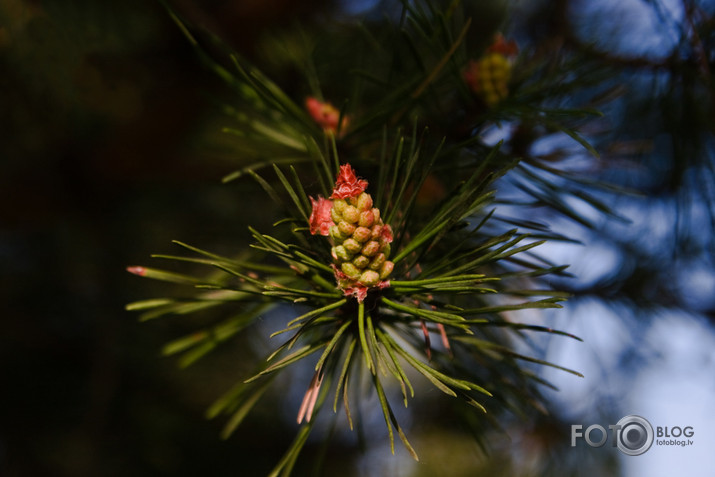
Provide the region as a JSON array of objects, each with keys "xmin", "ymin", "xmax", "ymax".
[{"xmin": 616, "ymin": 415, "xmax": 654, "ymax": 456}]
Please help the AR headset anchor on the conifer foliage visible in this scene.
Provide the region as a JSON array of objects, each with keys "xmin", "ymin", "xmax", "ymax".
[{"xmin": 127, "ymin": 1, "xmax": 605, "ymax": 474}]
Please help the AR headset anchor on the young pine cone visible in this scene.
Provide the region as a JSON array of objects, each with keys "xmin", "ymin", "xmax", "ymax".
[
  {"xmin": 309, "ymin": 164, "xmax": 394, "ymax": 302},
  {"xmin": 463, "ymin": 34, "xmax": 518, "ymax": 108}
]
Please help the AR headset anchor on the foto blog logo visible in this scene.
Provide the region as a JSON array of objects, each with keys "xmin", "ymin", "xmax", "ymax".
[{"xmin": 571, "ymin": 415, "xmax": 694, "ymax": 456}]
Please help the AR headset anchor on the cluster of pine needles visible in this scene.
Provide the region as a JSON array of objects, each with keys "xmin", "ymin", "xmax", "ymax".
[{"xmin": 126, "ymin": 1, "xmax": 615, "ymax": 474}]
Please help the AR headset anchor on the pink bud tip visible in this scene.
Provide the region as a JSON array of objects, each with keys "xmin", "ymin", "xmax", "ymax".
[
  {"xmin": 487, "ymin": 34, "xmax": 518, "ymax": 56},
  {"xmin": 305, "ymin": 97, "xmax": 347, "ymax": 134},
  {"xmin": 126, "ymin": 266, "xmax": 146, "ymax": 276}
]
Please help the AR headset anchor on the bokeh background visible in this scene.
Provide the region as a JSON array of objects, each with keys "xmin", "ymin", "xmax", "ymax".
[{"xmin": 2, "ymin": 0, "xmax": 714, "ymax": 475}]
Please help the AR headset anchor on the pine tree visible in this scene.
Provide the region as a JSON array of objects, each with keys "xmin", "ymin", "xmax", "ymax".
[{"xmin": 126, "ymin": 1, "xmax": 628, "ymax": 474}]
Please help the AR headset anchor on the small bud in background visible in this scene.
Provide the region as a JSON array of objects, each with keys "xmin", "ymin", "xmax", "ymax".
[
  {"xmin": 305, "ymin": 97, "xmax": 349, "ymax": 136},
  {"xmin": 463, "ymin": 34, "xmax": 518, "ymax": 107}
]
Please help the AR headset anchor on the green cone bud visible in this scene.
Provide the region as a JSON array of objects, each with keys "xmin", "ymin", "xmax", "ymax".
[
  {"xmin": 341, "ymin": 262, "xmax": 361, "ymax": 280},
  {"xmin": 353, "ymin": 226, "xmax": 371, "ymax": 243},
  {"xmin": 352, "ymin": 255, "xmax": 370, "ymax": 269},
  {"xmin": 359, "ymin": 270, "xmax": 380, "ymax": 287},
  {"xmin": 370, "ymin": 224, "xmax": 382, "ymax": 239},
  {"xmin": 333, "ymin": 199, "xmax": 348, "ymax": 215},
  {"xmin": 343, "ymin": 238, "xmax": 362, "ymax": 254},
  {"xmin": 338, "ymin": 221, "xmax": 356, "ymax": 236},
  {"xmin": 361, "ymin": 241, "xmax": 380, "ymax": 257},
  {"xmin": 369, "ymin": 253, "xmax": 386, "ymax": 270},
  {"xmin": 464, "ymin": 52, "xmax": 513, "ymax": 107},
  {"xmin": 358, "ymin": 210, "xmax": 374, "ymax": 228},
  {"xmin": 371, "ymin": 208, "xmax": 380, "ymax": 223},
  {"xmin": 330, "ymin": 225, "xmax": 347, "ymax": 242},
  {"xmin": 357, "ymin": 192, "xmax": 373, "ymax": 211},
  {"xmin": 333, "ymin": 245, "xmax": 352, "ymax": 261},
  {"xmin": 379, "ymin": 261, "xmax": 394, "ymax": 280}
]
